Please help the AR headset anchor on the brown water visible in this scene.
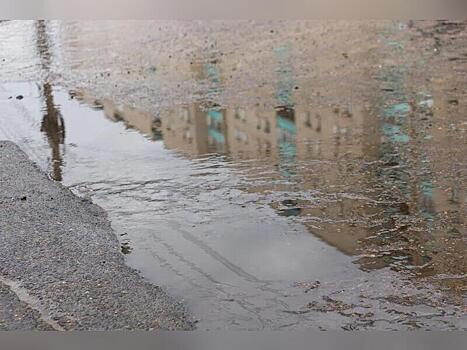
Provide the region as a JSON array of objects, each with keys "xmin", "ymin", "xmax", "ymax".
[{"xmin": 0, "ymin": 20, "xmax": 465, "ymax": 330}]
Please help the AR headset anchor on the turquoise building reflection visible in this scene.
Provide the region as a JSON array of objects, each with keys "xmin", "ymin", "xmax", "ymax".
[{"xmin": 274, "ymin": 45, "xmax": 297, "ymax": 179}]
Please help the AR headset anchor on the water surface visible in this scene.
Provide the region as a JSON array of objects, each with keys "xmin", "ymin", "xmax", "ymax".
[{"xmin": 0, "ymin": 20, "xmax": 465, "ymax": 330}]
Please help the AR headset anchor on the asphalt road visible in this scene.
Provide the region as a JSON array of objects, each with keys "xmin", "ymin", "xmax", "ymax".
[{"xmin": 0, "ymin": 141, "xmax": 193, "ymax": 330}]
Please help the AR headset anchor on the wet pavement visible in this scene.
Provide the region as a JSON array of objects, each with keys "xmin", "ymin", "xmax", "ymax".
[{"xmin": 0, "ymin": 20, "xmax": 466, "ymax": 330}]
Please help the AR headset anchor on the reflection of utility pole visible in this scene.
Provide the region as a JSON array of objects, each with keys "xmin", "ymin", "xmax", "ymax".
[{"xmin": 35, "ymin": 20, "xmax": 65, "ymax": 181}]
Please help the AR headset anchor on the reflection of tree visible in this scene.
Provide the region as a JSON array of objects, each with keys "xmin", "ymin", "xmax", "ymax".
[{"xmin": 36, "ymin": 20, "xmax": 65, "ymax": 181}]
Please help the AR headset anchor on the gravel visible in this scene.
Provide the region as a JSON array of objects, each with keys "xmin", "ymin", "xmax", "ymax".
[
  {"xmin": 0, "ymin": 282, "xmax": 54, "ymax": 330},
  {"xmin": 0, "ymin": 141, "xmax": 193, "ymax": 330}
]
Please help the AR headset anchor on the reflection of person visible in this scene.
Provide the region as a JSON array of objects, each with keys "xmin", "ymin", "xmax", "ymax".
[
  {"xmin": 36, "ymin": 20, "xmax": 66, "ymax": 181},
  {"xmin": 40, "ymin": 83, "xmax": 65, "ymax": 181}
]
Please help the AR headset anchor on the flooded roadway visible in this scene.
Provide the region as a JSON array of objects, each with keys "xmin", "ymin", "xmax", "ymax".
[{"xmin": 0, "ymin": 20, "xmax": 466, "ymax": 330}]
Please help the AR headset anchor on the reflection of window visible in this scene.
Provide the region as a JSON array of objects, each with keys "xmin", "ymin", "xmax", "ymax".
[
  {"xmin": 258, "ymin": 140, "xmax": 272, "ymax": 155},
  {"xmin": 332, "ymin": 125, "xmax": 352, "ymax": 144},
  {"xmin": 333, "ymin": 125, "xmax": 342, "ymax": 145},
  {"xmin": 206, "ymin": 117, "xmax": 222, "ymax": 131},
  {"xmin": 449, "ymin": 184, "xmax": 460, "ymax": 204},
  {"xmin": 264, "ymin": 120, "xmax": 271, "ymax": 133},
  {"xmin": 183, "ymin": 130, "xmax": 193, "ymax": 144},
  {"xmin": 235, "ymin": 109, "xmax": 246, "ymax": 122},
  {"xmin": 316, "ymin": 142, "xmax": 321, "ymax": 156},
  {"xmin": 234, "ymin": 128, "xmax": 248, "ymax": 144},
  {"xmin": 315, "ymin": 114, "xmax": 321, "ymax": 132},
  {"xmin": 342, "ymin": 128, "xmax": 353, "ymax": 144},
  {"xmin": 303, "ymin": 111, "xmax": 312, "ymax": 128},
  {"xmin": 256, "ymin": 118, "xmax": 271, "ymax": 133},
  {"xmin": 182, "ymin": 108, "xmax": 191, "ymax": 123}
]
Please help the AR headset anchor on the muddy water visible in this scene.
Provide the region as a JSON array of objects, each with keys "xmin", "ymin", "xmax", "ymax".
[{"xmin": 0, "ymin": 20, "xmax": 466, "ymax": 330}]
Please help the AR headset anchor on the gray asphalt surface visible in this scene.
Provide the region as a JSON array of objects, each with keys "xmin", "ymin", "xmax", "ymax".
[
  {"xmin": 0, "ymin": 282, "xmax": 55, "ymax": 330},
  {"xmin": 0, "ymin": 141, "xmax": 193, "ymax": 330}
]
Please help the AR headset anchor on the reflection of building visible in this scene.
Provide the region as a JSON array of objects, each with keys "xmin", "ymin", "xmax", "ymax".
[
  {"xmin": 293, "ymin": 104, "xmax": 381, "ymax": 255},
  {"xmin": 162, "ymin": 95, "xmax": 385, "ymax": 255},
  {"xmin": 102, "ymin": 100, "xmax": 162, "ymax": 141},
  {"xmin": 161, "ymin": 104, "xmax": 210, "ymax": 154},
  {"xmin": 352, "ymin": 25, "xmax": 467, "ymax": 298},
  {"xmin": 72, "ymin": 91, "xmax": 162, "ymax": 141},
  {"xmin": 71, "ymin": 35, "xmax": 386, "ymax": 258},
  {"xmin": 75, "ymin": 81, "xmax": 384, "ymax": 257},
  {"xmin": 224, "ymin": 107, "xmax": 277, "ymax": 159},
  {"xmin": 57, "ymin": 21, "xmax": 465, "ymax": 300},
  {"xmin": 406, "ymin": 59, "xmax": 465, "ymax": 291},
  {"xmin": 74, "ymin": 69, "xmax": 465, "ymax": 297}
]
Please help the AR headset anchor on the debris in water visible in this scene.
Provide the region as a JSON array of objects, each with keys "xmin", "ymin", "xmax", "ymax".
[
  {"xmin": 121, "ymin": 242, "xmax": 132, "ymax": 255},
  {"xmin": 293, "ymin": 281, "xmax": 321, "ymax": 293}
]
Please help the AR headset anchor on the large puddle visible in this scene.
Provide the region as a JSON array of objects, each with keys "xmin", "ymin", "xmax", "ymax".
[{"xmin": 0, "ymin": 20, "xmax": 465, "ymax": 330}]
